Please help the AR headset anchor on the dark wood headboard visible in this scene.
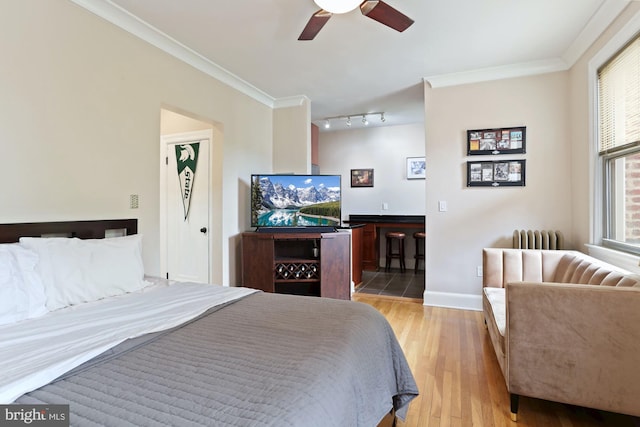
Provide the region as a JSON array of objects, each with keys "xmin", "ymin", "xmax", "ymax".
[{"xmin": 0, "ymin": 219, "xmax": 138, "ymax": 243}]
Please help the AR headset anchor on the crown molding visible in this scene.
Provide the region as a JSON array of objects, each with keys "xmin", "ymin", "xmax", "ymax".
[
  {"xmin": 273, "ymin": 95, "xmax": 310, "ymax": 109},
  {"xmin": 562, "ymin": 0, "xmax": 630, "ymax": 65},
  {"xmin": 70, "ymin": 0, "xmax": 276, "ymax": 108},
  {"xmin": 425, "ymin": 0, "xmax": 631, "ymax": 88},
  {"xmin": 424, "ymin": 58, "xmax": 569, "ymax": 88}
]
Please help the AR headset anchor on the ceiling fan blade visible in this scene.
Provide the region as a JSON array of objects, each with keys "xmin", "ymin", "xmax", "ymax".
[
  {"xmin": 359, "ymin": 0, "xmax": 414, "ymax": 32},
  {"xmin": 298, "ymin": 9, "xmax": 332, "ymax": 40}
]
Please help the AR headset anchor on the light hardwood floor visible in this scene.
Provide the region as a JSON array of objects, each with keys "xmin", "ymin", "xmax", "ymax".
[{"xmin": 353, "ymin": 294, "xmax": 640, "ymax": 427}]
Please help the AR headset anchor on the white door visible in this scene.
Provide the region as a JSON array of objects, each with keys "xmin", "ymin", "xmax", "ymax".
[{"xmin": 164, "ymin": 136, "xmax": 210, "ymax": 283}]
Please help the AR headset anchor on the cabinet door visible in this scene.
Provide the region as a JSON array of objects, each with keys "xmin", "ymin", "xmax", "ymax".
[
  {"xmin": 350, "ymin": 226, "xmax": 363, "ymax": 286},
  {"xmin": 241, "ymin": 233, "xmax": 274, "ymax": 292},
  {"xmin": 361, "ymin": 224, "xmax": 378, "ymax": 270},
  {"xmin": 320, "ymin": 232, "xmax": 350, "ymax": 300}
]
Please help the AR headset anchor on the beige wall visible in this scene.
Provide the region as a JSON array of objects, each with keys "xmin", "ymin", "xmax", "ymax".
[
  {"xmin": 424, "ymin": 73, "xmax": 573, "ymax": 309},
  {"xmin": 160, "ymin": 109, "xmax": 214, "ymax": 135},
  {"xmin": 422, "ymin": 4, "xmax": 640, "ymax": 309},
  {"xmin": 5, "ymin": 1, "xmax": 639, "ymax": 296},
  {"xmin": 273, "ymin": 99, "xmax": 311, "ymax": 174},
  {"xmin": 0, "ymin": 1, "xmax": 274, "ymax": 284}
]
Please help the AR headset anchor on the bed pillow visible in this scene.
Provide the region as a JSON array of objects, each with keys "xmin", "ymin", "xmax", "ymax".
[
  {"xmin": 19, "ymin": 234, "xmax": 148, "ymax": 311},
  {"xmin": 0, "ymin": 244, "xmax": 48, "ymax": 325}
]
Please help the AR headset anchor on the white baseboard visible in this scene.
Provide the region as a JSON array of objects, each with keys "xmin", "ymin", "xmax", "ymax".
[{"xmin": 423, "ymin": 290, "xmax": 483, "ymax": 311}]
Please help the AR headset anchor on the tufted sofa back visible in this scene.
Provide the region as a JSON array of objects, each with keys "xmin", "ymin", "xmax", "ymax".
[{"xmin": 483, "ymin": 248, "xmax": 640, "ymax": 288}]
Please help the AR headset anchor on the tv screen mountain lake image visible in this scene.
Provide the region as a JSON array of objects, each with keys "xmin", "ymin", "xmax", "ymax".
[{"xmin": 251, "ymin": 175, "xmax": 341, "ymax": 227}]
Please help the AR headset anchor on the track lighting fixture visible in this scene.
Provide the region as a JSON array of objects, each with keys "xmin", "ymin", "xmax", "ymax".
[{"xmin": 318, "ymin": 112, "xmax": 385, "ymax": 129}]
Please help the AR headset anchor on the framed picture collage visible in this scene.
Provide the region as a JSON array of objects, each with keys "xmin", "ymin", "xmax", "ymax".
[{"xmin": 466, "ymin": 126, "xmax": 526, "ymax": 187}]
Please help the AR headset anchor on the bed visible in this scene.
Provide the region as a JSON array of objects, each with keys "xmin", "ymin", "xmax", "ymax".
[{"xmin": 0, "ymin": 219, "xmax": 418, "ymax": 426}]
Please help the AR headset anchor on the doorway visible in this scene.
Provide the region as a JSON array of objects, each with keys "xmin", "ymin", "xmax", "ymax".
[{"xmin": 159, "ymin": 109, "xmax": 215, "ymax": 283}]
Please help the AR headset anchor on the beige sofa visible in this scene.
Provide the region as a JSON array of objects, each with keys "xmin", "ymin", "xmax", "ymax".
[{"xmin": 482, "ymin": 248, "xmax": 640, "ymax": 421}]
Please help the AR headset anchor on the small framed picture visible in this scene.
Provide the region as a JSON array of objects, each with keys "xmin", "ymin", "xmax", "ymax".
[
  {"xmin": 467, "ymin": 126, "xmax": 526, "ymax": 155},
  {"xmin": 467, "ymin": 159, "xmax": 526, "ymax": 187},
  {"xmin": 351, "ymin": 169, "xmax": 374, "ymax": 187},
  {"xmin": 406, "ymin": 157, "xmax": 426, "ymax": 180}
]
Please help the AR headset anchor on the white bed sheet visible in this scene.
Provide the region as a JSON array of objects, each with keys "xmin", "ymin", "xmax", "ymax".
[{"xmin": 0, "ymin": 280, "xmax": 257, "ymax": 403}]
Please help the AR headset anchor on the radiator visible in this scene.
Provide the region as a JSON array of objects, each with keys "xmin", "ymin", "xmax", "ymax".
[{"xmin": 512, "ymin": 229, "xmax": 564, "ymax": 250}]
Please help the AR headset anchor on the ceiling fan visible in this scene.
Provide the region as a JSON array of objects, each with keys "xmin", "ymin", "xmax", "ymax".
[{"xmin": 299, "ymin": 0, "xmax": 414, "ymax": 40}]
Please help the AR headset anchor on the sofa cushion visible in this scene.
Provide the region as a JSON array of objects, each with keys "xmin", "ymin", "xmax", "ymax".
[{"xmin": 484, "ymin": 287, "xmax": 506, "ymax": 336}]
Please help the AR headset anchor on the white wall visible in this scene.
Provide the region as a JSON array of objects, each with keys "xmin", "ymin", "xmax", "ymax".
[
  {"xmin": 318, "ymin": 123, "xmax": 426, "ymax": 219},
  {"xmin": 318, "ymin": 123, "xmax": 426, "ymax": 268},
  {"xmin": 0, "ymin": 1, "xmax": 274, "ymax": 285},
  {"xmin": 423, "ymin": 73, "xmax": 573, "ymax": 310}
]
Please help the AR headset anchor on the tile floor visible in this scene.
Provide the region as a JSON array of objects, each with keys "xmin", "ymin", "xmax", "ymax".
[{"xmin": 354, "ymin": 268, "xmax": 424, "ymax": 299}]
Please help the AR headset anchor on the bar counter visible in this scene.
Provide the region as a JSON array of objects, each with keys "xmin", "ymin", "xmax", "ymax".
[{"xmin": 345, "ymin": 215, "xmax": 425, "ymax": 272}]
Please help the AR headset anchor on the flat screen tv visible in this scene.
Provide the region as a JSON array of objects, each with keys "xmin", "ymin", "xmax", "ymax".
[{"xmin": 251, "ymin": 174, "xmax": 341, "ymax": 230}]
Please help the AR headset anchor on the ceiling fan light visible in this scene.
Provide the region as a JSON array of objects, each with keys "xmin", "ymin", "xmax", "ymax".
[{"xmin": 314, "ymin": 0, "xmax": 362, "ymax": 14}]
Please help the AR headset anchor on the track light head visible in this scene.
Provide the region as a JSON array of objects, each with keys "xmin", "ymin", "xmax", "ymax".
[
  {"xmin": 362, "ymin": 115, "xmax": 368, "ymax": 125},
  {"xmin": 324, "ymin": 120, "xmax": 330, "ymax": 129},
  {"xmin": 346, "ymin": 117, "xmax": 351, "ymax": 127},
  {"xmin": 380, "ymin": 113, "xmax": 385, "ymax": 122}
]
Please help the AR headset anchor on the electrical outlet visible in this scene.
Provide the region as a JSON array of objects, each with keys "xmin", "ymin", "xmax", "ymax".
[
  {"xmin": 382, "ymin": 202, "xmax": 389, "ymax": 210},
  {"xmin": 477, "ymin": 266, "xmax": 483, "ymax": 277}
]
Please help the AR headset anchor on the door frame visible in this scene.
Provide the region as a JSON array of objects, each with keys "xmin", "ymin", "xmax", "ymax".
[{"xmin": 160, "ymin": 129, "xmax": 213, "ymax": 282}]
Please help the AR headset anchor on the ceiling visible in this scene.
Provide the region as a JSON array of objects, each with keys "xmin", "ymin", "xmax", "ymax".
[{"xmin": 76, "ymin": 0, "xmax": 628, "ymax": 131}]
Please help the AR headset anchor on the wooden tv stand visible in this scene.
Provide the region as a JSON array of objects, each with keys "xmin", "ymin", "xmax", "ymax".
[{"xmin": 241, "ymin": 230, "xmax": 350, "ymax": 300}]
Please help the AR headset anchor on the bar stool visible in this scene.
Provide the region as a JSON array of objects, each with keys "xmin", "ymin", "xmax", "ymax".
[
  {"xmin": 413, "ymin": 231, "xmax": 426, "ymax": 273},
  {"xmin": 385, "ymin": 231, "xmax": 406, "ymax": 272}
]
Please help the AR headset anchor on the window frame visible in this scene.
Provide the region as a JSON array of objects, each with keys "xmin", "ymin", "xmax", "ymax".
[
  {"xmin": 583, "ymin": 10, "xmax": 640, "ymax": 272},
  {"xmin": 601, "ymin": 142, "xmax": 640, "ymax": 255},
  {"xmin": 598, "ymin": 29, "xmax": 640, "ymax": 253}
]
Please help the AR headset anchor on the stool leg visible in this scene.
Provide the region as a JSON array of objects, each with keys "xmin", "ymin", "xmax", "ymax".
[
  {"xmin": 414, "ymin": 238, "xmax": 419, "ymax": 274},
  {"xmin": 400, "ymin": 239, "xmax": 405, "ymax": 273},
  {"xmin": 385, "ymin": 237, "xmax": 391, "ymax": 272}
]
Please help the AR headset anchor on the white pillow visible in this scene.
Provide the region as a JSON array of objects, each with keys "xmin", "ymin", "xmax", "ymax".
[
  {"xmin": 0, "ymin": 244, "xmax": 48, "ymax": 325},
  {"xmin": 19, "ymin": 234, "xmax": 148, "ymax": 311}
]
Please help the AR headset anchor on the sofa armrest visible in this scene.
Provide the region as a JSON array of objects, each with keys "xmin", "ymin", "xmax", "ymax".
[{"xmin": 505, "ymin": 281, "xmax": 640, "ymax": 417}]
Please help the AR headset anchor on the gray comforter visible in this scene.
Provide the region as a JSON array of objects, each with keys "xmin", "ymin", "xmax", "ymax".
[{"xmin": 16, "ymin": 292, "xmax": 418, "ymax": 426}]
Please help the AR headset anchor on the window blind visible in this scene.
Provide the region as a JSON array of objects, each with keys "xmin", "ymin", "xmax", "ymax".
[{"xmin": 598, "ymin": 35, "xmax": 640, "ymax": 154}]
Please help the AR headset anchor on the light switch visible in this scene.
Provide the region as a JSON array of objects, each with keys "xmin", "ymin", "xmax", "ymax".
[
  {"xmin": 130, "ymin": 194, "xmax": 139, "ymax": 209},
  {"xmin": 438, "ymin": 201, "xmax": 447, "ymax": 212}
]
